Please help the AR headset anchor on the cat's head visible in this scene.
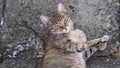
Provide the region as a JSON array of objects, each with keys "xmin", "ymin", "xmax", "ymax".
[{"xmin": 40, "ymin": 3, "xmax": 73, "ymax": 34}]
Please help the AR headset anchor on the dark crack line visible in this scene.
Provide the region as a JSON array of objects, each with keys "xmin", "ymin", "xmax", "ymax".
[
  {"xmin": 2, "ymin": 0, "xmax": 6, "ymax": 18},
  {"xmin": 92, "ymin": 53, "xmax": 120, "ymax": 58},
  {"xmin": 1, "ymin": 0, "xmax": 6, "ymax": 25}
]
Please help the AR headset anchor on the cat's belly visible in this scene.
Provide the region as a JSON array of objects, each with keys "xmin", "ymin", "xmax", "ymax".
[{"xmin": 42, "ymin": 49, "xmax": 86, "ymax": 68}]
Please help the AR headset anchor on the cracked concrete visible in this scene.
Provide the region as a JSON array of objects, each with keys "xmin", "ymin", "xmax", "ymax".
[{"xmin": 0, "ymin": 0, "xmax": 120, "ymax": 68}]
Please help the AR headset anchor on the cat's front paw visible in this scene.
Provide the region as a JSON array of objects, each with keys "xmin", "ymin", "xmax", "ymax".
[
  {"xmin": 101, "ymin": 35, "xmax": 109, "ymax": 42},
  {"xmin": 98, "ymin": 35, "xmax": 109, "ymax": 50}
]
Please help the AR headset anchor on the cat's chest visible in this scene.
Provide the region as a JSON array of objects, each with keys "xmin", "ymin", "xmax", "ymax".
[{"xmin": 54, "ymin": 34, "xmax": 67, "ymax": 45}]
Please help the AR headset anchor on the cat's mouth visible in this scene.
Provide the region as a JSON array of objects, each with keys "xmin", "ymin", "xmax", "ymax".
[{"xmin": 65, "ymin": 28, "xmax": 70, "ymax": 33}]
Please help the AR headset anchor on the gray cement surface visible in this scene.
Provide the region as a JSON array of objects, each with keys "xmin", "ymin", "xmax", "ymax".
[{"xmin": 0, "ymin": 0, "xmax": 120, "ymax": 68}]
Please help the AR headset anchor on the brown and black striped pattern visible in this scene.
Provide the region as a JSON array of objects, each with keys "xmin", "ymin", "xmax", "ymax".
[{"xmin": 41, "ymin": 3, "xmax": 109, "ymax": 68}]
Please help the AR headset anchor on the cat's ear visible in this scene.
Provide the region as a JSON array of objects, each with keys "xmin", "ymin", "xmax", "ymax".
[
  {"xmin": 40, "ymin": 15, "xmax": 50, "ymax": 26},
  {"xmin": 58, "ymin": 3, "xmax": 67, "ymax": 13}
]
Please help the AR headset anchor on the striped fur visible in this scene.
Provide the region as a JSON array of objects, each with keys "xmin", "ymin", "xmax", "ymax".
[{"xmin": 40, "ymin": 3, "xmax": 109, "ymax": 68}]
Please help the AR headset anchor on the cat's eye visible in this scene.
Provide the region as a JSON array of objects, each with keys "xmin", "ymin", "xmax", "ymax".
[{"xmin": 59, "ymin": 26, "xmax": 64, "ymax": 29}]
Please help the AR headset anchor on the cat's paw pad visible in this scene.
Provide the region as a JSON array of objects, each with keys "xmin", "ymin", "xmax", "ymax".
[
  {"xmin": 101, "ymin": 35, "xmax": 109, "ymax": 42},
  {"xmin": 98, "ymin": 43, "xmax": 107, "ymax": 50}
]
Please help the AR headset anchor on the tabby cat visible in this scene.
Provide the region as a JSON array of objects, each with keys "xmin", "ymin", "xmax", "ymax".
[{"xmin": 40, "ymin": 3, "xmax": 109, "ymax": 68}]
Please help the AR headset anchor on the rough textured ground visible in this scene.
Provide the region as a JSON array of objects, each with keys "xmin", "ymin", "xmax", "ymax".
[{"xmin": 0, "ymin": 0, "xmax": 120, "ymax": 68}]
